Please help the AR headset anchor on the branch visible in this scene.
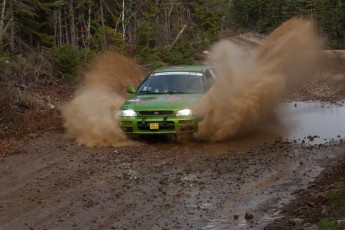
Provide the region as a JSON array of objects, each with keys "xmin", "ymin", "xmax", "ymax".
[{"xmin": 168, "ymin": 23, "xmax": 188, "ymax": 50}]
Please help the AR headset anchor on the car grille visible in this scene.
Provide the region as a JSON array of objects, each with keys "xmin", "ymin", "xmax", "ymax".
[
  {"xmin": 137, "ymin": 121, "xmax": 175, "ymax": 131},
  {"xmin": 138, "ymin": 110, "xmax": 174, "ymax": 116}
]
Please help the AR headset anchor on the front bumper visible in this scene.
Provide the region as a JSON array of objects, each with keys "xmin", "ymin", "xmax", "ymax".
[{"xmin": 119, "ymin": 115, "xmax": 199, "ymax": 134}]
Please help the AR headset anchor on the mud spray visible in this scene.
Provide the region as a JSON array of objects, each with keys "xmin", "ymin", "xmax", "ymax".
[
  {"xmin": 62, "ymin": 18, "xmax": 319, "ymax": 146},
  {"xmin": 62, "ymin": 51, "xmax": 144, "ymax": 147},
  {"xmin": 194, "ymin": 18, "xmax": 320, "ymax": 142}
]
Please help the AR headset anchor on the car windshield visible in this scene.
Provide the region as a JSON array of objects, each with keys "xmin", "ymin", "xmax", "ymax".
[{"xmin": 137, "ymin": 72, "xmax": 205, "ymax": 94}]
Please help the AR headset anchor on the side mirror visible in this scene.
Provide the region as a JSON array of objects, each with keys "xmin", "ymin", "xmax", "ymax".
[{"xmin": 126, "ymin": 86, "xmax": 136, "ymax": 94}]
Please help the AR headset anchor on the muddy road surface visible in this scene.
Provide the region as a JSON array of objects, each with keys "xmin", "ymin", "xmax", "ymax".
[{"xmin": 1, "ymin": 99, "xmax": 345, "ymax": 230}]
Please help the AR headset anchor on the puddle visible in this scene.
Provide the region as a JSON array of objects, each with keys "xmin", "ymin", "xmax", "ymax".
[
  {"xmin": 276, "ymin": 100, "xmax": 345, "ymax": 144},
  {"xmin": 150, "ymin": 100, "xmax": 345, "ymax": 154}
]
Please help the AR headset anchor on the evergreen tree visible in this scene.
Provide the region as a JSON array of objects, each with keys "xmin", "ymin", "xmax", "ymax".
[{"xmin": 0, "ymin": 0, "xmax": 344, "ymax": 82}]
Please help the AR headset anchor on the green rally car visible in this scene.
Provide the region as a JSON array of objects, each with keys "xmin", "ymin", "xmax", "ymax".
[{"xmin": 118, "ymin": 65, "xmax": 216, "ymax": 135}]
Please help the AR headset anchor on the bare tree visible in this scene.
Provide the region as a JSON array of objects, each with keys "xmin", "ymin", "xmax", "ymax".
[
  {"xmin": 87, "ymin": 1, "xmax": 91, "ymax": 40},
  {"xmin": 121, "ymin": 0, "xmax": 125, "ymax": 42}
]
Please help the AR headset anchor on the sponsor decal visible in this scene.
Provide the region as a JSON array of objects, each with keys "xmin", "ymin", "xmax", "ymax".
[
  {"xmin": 129, "ymin": 96, "xmax": 183, "ymax": 103},
  {"xmin": 128, "ymin": 98, "xmax": 142, "ymax": 103},
  {"xmin": 128, "ymin": 98, "xmax": 146, "ymax": 104},
  {"xmin": 128, "ymin": 97, "xmax": 156, "ymax": 104},
  {"xmin": 154, "ymin": 72, "xmax": 203, "ymax": 76}
]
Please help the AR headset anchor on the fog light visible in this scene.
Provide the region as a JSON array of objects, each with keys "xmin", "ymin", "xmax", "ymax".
[{"xmin": 179, "ymin": 120, "xmax": 193, "ymax": 124}]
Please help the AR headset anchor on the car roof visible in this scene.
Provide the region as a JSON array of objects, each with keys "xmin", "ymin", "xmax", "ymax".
[{"xmin": 152, "ymin": 65, "xmax": 209, "ymax": 73}]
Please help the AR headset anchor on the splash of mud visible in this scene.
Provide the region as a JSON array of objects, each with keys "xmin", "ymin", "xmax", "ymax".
[
  {"xmin": 194, "ymin": 18, "xmax": 319, "ymax": 142},
  {"xmin": 62, "ymin": 51, "xmax": 145, "ymax": 147}
]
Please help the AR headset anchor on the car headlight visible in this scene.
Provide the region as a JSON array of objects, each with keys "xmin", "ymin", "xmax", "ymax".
[
  {"xmin": 119, "ymin": 109, "xmax": 137, "ymax": 117},
  {"xmin": 176, "ymin": 109, "xmax": 192, "ymax": 116}
]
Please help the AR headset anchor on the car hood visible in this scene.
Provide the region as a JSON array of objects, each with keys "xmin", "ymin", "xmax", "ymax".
[{"xmin": 121, "ymin": 94, "xmax": 204, "ymax": 111}]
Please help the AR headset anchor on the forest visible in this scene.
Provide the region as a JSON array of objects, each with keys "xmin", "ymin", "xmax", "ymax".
[{"xmin": 0, "ymin": 0, "xmax": 344, "ymax": 83}]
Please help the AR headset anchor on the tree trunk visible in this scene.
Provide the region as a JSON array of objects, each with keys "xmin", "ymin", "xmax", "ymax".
[
  {"xmin": 0, "ymin": 0, "xmax": 6, "ymax": 43},
  {"xmin": 122, "ymin": 0, "xmax": 125, "ymax": 42},
  {"xmin": 64, "ymin": 9, "xmax": 69, "ymax": 45},
  {"xmin": 9, "ymin": 0, "xmax": 14, "ymax": 51},
  {"xmin": 100, "ymin": 0, "xmax": 106, "ymax": 47},
  {"xmin": 53, "ymin": 10, "xmax": 57, "ymax": 45},
  {"xmin": 59, "ymin": 9, "xmax": 62, "ymax": 45},
  {"xmin": 69, "ymin": 0, "xmax": 77, "ymax": 47},
  {"xmin": 87, "ymin": 2, "xmax": 91, "ymax": 40}
]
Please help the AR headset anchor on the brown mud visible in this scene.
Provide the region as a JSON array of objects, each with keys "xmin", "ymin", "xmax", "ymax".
[
  {"xmin": 194, "ymin": 18, "xmax": 319, "ymax": 142},
  {"xmin": 0, "ymin": 131, "xmax": 344, "ymax": 229},
  {"xmin": 62, "ymin": 51, "xmax": 145, "ymax": 147}
]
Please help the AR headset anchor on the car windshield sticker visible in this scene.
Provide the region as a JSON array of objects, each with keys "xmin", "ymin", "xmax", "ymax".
[
  {"xmin": 128, "ymin": 98, "xmax": 142, "ymax": 103},
  {"xmin": 128, "ymin": 97, "xmax": 157, "ymax": 104},
  {"xmin": 188, "ymin": 72, "xmax": 203, "ymax": 76},
  {"xmin": 154, "ymin": 72, "xmax": 203, "ymax": 76}
]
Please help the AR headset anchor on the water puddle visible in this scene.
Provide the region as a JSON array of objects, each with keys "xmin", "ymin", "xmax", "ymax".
[
  {"xmin": 276, "ymin": 100, "xmax": 345, "ymax": 144},
  {"xmin": 150, "ymin": 100, "xmax": 345, "ymax": 154}
]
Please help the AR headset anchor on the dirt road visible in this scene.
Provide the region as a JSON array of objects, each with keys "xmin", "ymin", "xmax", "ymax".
[{"xmin": 1, "ymin": 117, "xmax": 344, "ymax": 230}]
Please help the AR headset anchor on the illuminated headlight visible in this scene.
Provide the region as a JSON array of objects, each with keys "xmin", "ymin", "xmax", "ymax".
[
  {"xmin": 119, "ymin": 109, "xmax": 137, "ymax": 117},
  {"xmin": 176, "ymin": 109, "xmax": 192, "ymax": 116}
]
